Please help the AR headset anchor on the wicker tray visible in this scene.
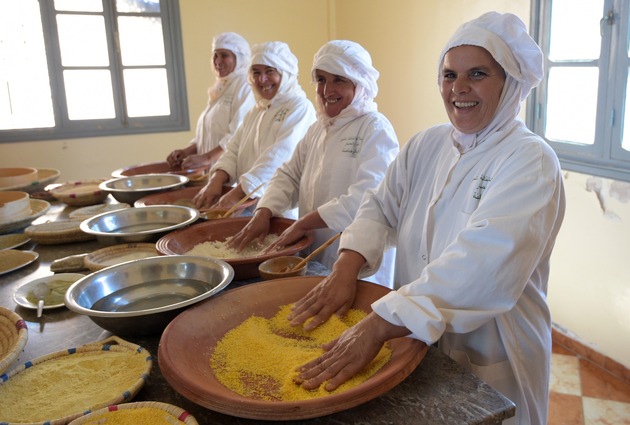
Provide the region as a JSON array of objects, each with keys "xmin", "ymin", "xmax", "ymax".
[
  {"xmin": 0, "ymin": 199, "xmax": 50, "ymax": 235},
  {"xmin": 49, "ymin": 179, "xmax": 109, "ymax": 207},
  {"xmin": 0, "ymin": 168, "xmax": 61, "ymax": 194},
  {"xmin": 0, "ymin": 307, "xmax": 28, "ymax": 375},
  {"xmin": 0, "ymin": 233, "xmax": 30, "ymax": 250},
  {"xmin": 25, "ymin": 220, "xmax": 95, "ymax": 244},
  {"xmin": 68, "ymin": 203, "xmax": 131, "ymax": 220},
  {"xmin": 68, "ymin": 401, "xmax": 199, "ymax": 425},
  {"xmin": 0, "ymin": 250, "xmax": 39, "ymax": 276},
  {"xmin": 84, "ymin": 243, "xmax": 159, "ymax": 271},
  {"xmin": 0, "ymin": 336, "xmax": 153, "ymax": 425}
]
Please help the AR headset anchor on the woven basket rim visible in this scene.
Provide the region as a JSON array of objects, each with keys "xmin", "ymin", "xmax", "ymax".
[
  {"xmin": 84, "ymin": 243, "xmax": 158, "ymax": 271},
  {"xmin": 68, "ymin": 401, "xmax": 200, "ymax": 425},
  {"xmin": 0, "ymin": 307, "xmax": 28, "ymax": 375},
  {"xmin": 25, "ymin": 220, "xmax": 95, "ymax": 244},
  {"xmin": 0, "ymin": 336, "xmax": 152, "ymax": 425},
  {"xmin": 0, "ymin": 199, "xmax": 50, "ymax": 233}
]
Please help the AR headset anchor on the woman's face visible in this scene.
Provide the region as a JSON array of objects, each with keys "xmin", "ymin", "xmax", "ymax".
[
  {"xmin": 250, "ymin": 65, "xmax": 282, "ymax": 100},
  {"xmin": 315, "ymin": 69, "xmax": 355, "ymax": 117},
  {"xmin": 213, "ymin": 49, "xmax": 237, "ymax": 78},
  {"xmin": 440, "ymin": 45, "xmax": 506, "ymax": 134}
]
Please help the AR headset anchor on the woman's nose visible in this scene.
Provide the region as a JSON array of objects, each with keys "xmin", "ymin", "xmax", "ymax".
[{"xmin": 452, "ymin": 77, "xmax": 470, "ymax": 94}]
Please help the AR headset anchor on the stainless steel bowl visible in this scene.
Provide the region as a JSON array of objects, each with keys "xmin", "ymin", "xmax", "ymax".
[
  {"xmin": 64, "ymin": 255, "xmax": 234, "ymax": 336},
  {"xmin": 80, "ymin": 205, "xmax": 199, "ymax": 245},
  {"xmin": 99, "ymin": 173, "xmax": 189, "ymax": 204}
]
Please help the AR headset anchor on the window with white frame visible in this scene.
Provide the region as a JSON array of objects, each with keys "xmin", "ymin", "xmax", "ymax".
[
  {"xmin": 528, "ymin": 0, "xmax": 630, "ymax": 182},
  {"xmin": 0, "ymin": 0, "xmax": 188, "ymax": 142}
]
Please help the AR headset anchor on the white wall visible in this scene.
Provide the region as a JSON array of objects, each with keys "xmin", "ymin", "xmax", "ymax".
[{"xmin": 2, "ymin": 0, "xmax": 629, "ymax": 369}]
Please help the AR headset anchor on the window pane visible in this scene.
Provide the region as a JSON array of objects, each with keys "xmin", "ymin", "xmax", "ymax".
[
  {"xmin": 624, "ymin": 72, "xmax": 630, "ymax": 152},
  {"xmin": 57, "ymin": 15, "xmax": 109, "ymax": 67},
  {"xmin": 54, "ymin": 0, "xmax": 103, "ymax": 12},
  {"xmin": 0, "ymin": 0, "xmax": 54, "ymax": 130},
  {"xmin": 116, "ymin": 0, "xmax": 161, "ymax": 14},
  {"xmin": 545, "ymin": 67, "xmax": 598, "ymax": 145},
  {"xmin": 64, "ymin": 70, "xmax": 115, "ymax": 120},
  {"xmin": 118, "ymin": 16, "xmax": 165, "ymax": 66},
  {"xmin": 549, "ymin": 0, "xmax": 603, "ymax": 61},
  {"xmin": 123, "ymin": 68, "xmax": 170, "ymax": 117}
]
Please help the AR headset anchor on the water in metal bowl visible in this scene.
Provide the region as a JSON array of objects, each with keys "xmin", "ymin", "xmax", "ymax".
[
  {"xmin": 99, "ymin": 173, "xmax": 189, "ymax": 204},
  {"xmin": 79, "ymin": 205, "xmax": 199, "ymax": 245},
  {"xmin": 65, "ymin": 255, "xmax": 234, "ymax": 336}
]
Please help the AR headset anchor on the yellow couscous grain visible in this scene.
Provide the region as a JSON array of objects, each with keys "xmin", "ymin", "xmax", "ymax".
[
  {"xmin": 79, "ymin": 407, "xmax": 186, "ymax": 424},
  {"xmin": 210, "ymin": 304, "xmax": 392, "ymax": 401}
]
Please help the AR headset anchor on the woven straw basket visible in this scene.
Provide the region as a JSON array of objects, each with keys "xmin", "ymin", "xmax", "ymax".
[
  {"xmin": 68, "ymin": 401, "xmax": 199, "ymax": 424},
  {"xmin": 0, "ymin": 307, "xmax": 28, "ymax": 375}
]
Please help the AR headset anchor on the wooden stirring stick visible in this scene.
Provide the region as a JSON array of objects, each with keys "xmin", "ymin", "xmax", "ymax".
[
  {"xmin": 290, "ymin": 232, "xmax": 341, "ymax": 271},
  {"xmin": 220, "ymin": 182, "xmax": 266, "ymax": 218}
]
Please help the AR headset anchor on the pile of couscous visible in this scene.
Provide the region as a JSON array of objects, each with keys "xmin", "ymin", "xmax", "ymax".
[{"xmin": 210, "ymin": 304, "xmax": 392, "ymax": 401}]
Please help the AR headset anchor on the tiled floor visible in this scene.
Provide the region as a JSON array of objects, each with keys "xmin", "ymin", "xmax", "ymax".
[{"xmin": 549, "ymin": 341, "xmax": 630, "ymax": 424}]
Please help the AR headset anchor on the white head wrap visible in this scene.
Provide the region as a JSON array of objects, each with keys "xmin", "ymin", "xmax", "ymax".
[
  {"xmin": 311, "ymin": 40, "xmax": 379, "ymax": 125},
  {"xmin": 212, "ymin": 32, "xmax": 251, "ymax": 75},
  {"xmin": 249, "ymin": 41, "xmax": 305, "ymax": 108},
  {"xmin": 438, "ymin": 12, "xmax": 544, "ymax": 149},
  {"xmin": 208, "ymin": 32, "xmax": 251, "ymax": 103}
]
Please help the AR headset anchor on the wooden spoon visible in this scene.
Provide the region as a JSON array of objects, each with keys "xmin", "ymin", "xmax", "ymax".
[
  {"xmin": 290, "ymin": 232, "xmax": 341, "ymax": 272},
  {"xmin": 219, "ymin": 182, "xmax": 265, "ymax": 218}
]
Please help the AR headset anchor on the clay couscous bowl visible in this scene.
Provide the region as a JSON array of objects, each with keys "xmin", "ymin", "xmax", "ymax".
[
  {"xmin": 258, "ymin": 256, "xmax": 307, "ymax": 280},
  {"xmin": 134, "ymin": 185, "xmax": 257, "ymax": 215},
  {"xmin": 111, "ymin": 160, "xmax": 204, "ymax": 179},
  {"xmin": 158, "ymin": 276, "xmax": 428, "ymax": 421},
  {"xmin": 155, "ymin": 217, "xmax": 314, "ymax": 280}
]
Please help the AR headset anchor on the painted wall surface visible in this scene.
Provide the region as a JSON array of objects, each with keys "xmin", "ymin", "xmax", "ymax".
[{"xmin": 1, "ymin": 0, "xmax": 628, "ymax": 368}]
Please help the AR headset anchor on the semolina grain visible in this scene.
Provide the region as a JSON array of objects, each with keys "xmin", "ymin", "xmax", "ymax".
[{"xmin": 210, "ymin": 304, "xmax": 392, "ymax": 401}]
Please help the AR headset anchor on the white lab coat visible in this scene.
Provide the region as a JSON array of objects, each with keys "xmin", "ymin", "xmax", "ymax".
[
  {"xmin": 342, "ymin": 120, "xmax": 565, "ymax": 425},
  {"xmin": 212, "ymin": 95, "xmax": 316, "ymax": 217},
  {"xmin": 258, "ymin": 112, "xmax": 399, "ymax": 287},
  {"xmin": 191, "ymin": 73, "xmax": 255, "ymax": 154}
]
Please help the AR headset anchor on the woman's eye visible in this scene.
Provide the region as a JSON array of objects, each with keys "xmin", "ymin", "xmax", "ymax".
[{"xmin": 471, "ymin": 70, "xmax": 486, "ymax": 78}]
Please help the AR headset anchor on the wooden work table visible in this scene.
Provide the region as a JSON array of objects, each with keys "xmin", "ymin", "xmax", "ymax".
[{"xmin": 0, "ymin": 202, "xmax": 515, "ymax": 424}]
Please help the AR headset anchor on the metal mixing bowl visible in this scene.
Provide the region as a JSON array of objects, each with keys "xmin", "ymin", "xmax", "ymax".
[
  {"xmin": 80, "ymin": 205, "xmax": 199, "ymax": 245},
  {"xmin": 99, "ymin": 173, "xmax": 189, "ymax": 204},
  {"xmin": 64, "ymin": 255, "xmax": 234, "ymax": 336}
]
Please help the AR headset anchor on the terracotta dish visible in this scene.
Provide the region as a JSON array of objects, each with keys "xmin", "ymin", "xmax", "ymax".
[
  {"xmin": 158, "ymin": 276, "xmax": 428, "ymax": 420},
  {"xmin": 134, "ymin": 185, "xmax": 257, "ymax": 215},
  {"xmin": 111, "ymin": 161, "xmax": 205, "ymax": 180},
  {"xmin": 155, "ymin": 217, "xmax": 314, "ymax": 279}
]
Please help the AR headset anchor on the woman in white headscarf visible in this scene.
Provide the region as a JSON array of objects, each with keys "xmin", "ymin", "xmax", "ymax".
[
  {"xmin": 288, "ymin": 13, "xmax": 566, "ymax": 425},
  {"xmin": 228, "ymin": 40, "xmax": 399, "ymax": 287},
  {"xmin": 166, "ymin": 32, "xmax": 255, "ymax": 170},
  {"xmin": 193, "ymin": 41, "xmax": 316, "ymax": 212}
]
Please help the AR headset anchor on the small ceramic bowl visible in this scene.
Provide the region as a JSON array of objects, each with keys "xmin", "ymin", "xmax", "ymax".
[
  {"xmin": 0, "ymin": 167, "xmax": 38, "ymax": 189},
  {"xmin": 258, "ymin": 256, "xmax": 307, "ymax": 280},
  {"xmin": 0, "ymin": 191, "xmax": 31, "ymax": 222}
]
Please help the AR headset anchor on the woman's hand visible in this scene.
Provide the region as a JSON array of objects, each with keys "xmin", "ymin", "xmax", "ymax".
[
  {"xmin": 167, "ymin": 145, "xmax": 196, "ymax": 168},
  {"xmin": 212, "ymin": 184, "xmax": 247, "ymax": 211},
  {"xmin": 263, "ymin": 220, "xmax": 305, "ymax": 253},
  {"xmin": 193, "ymin": 170, "xmax": 229, "ymax": 209},
  {"xmin": 294, "ymin": 313, "xmax": 410, "ymax": 391},
  {"xmin": 181, "ymin": 154, "xmax": 208, "ymax": 170},
  {"xmin": 166, "ymin": 149, "xmax": 186, "ymax": 168},
  {"xmin": 288, "ymin": 250, "xmax": 366, "ymax": 331},
  {"xmin": 227, "ymin": 208, "xmax": 272, "ymax": 251}
]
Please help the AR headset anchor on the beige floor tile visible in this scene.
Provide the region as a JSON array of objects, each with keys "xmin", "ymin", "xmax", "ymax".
[
  {"xmin": 551, "ymin": 353, "xmax": 582, "ymax": 396},
  {"xmin": 583, "ymin": 397, "xmax": 630, "ymax": 425}
]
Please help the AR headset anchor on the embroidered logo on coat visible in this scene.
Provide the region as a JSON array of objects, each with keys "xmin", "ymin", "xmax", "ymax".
[
  {"xmin": 472, "ymin": 174, "xmax": 492, "ymax": 200},
  {"xmin": 341, "ymin": 137, "xmax": 362, "ymax": 156},
  {"xmin": 274, "ymin": 107, "xmax": 289, "ymax": 122}
]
